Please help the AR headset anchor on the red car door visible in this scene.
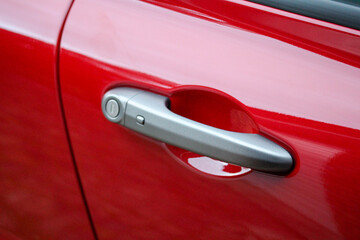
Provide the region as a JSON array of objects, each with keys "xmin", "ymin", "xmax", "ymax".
[
  {"xmin": 0, "ymin": 1, "xmax": 94, "ymax": 239},
  {"xmin": 59, "ymin": 0, "xmax": 360, "ymax": 239}
]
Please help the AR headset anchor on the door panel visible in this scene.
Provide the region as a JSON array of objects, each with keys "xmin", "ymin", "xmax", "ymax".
[
  {"xmin": 0, "ymin": 1, "xmax": 94, "ymax": 239},
  {"xmin": 60, "ymin": 0, "xmax": 360, "ymax": 239}
]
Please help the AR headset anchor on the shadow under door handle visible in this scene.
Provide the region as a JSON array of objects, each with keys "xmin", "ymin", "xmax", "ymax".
[{"xmin": 102, "ymin": 88, "xmax": 293, "ymax": 174}]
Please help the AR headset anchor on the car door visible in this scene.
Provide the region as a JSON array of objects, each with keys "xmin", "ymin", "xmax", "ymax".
[
  {"xmin": 59, "ymin": 0, "xmax": 360, "ymax": 239},
  {"xmin": 0, "ymin": 1, "xmax": 94, "ymax": 239}
]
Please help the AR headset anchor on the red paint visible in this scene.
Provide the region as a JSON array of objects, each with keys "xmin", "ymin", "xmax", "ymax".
[
  {"xmin": 59, "ymin": 0, "xmax": 360, "ymax": 239},
  {"xmin": 169, "ymin": 87, "xmax": 259, "ymax": 133},
  {"xmin": 143, "ymin": 0, "xmax": 360, "ymax": 68},
  {"xmin": 168, "ymin": 87, "xmax": 256, "ymax": 177},
  {"xmin": 0, "ymin": 1, "xmax": 94, "ymax": 239},
  {"xmin": 166, "ymin": 145, "xmax": 252, "ymax": 177}
]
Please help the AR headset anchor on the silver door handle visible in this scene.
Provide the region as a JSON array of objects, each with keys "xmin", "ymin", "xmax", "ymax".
[{"xmin": 102, "ymin": 88, "xmax": 293, "ymax": 174}]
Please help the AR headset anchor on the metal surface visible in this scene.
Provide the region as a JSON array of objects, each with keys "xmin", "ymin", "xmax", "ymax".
[
  {"xmin": 105, "ymin": 99, "xmax": 120, "ymax": 118},
  {"xmin": 102, "ymin": 88, "xmax": 293, "ymax": 174},
  {"xmin": 0, "ymin": 0, "xmax": 95, "ymax": 239},
  {"xmin": 60, "ymin": 0, "xmax": 360, "ymax": 239},
  {"xmin": 101, "ymin": 88, "xmax": 143, "ymax": 124},
  {"xmin": 136, "ymin": 115, "xmax": 145, "ymax": 125}
]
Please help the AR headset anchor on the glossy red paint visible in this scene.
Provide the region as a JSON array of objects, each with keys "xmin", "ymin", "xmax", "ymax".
[
  {"xmin": 143, "ymin": 0, "xmax": 360, "ymax": 68},
  {"xmin": 169, "ymin": 87, "xmax": 259, "ymax": 133},
  {"xmin": 167, "ymin": 88, "xmax": 257, "ymax": 177},
  {"xmin": 0, "ymin": 1, "xmax": 94, "ymax": 239},
  {"xmin": 59, "ymin": 0, "xmax": 360, "ymax": 239},
  {"xmin": 166, "ymin": 145, "xmax": 253, "ymax": 177}
]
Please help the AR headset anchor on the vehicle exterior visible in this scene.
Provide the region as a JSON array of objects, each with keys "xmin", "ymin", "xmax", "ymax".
[{"xmin": 0, "ymin": 0, "xmax": 359, "ymax": 239}]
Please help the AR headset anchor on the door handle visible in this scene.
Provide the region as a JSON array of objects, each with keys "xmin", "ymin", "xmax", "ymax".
[{"xmin": 102, "ymin": 88, "xmax": 293, "ymax": 174}]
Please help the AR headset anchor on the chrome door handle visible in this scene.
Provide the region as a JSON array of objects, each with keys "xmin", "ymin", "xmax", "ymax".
[{"xmin": 102, "ymin": 88, "xmax": 293, "ymax": 174}]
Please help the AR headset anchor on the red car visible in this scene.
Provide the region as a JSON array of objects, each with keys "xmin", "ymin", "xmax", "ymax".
[{"xmin": 1, "ymin": 0, "xmax": 359, "ymax": 239}]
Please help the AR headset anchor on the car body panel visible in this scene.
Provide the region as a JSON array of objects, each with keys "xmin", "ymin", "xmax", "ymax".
[
  {"xmin": 0, "ymin": 1, "xmax": 94, "ymax": 239},
  {"xmin": 59, "ymin": 0, "xmax": 360, "ymax": 239}
]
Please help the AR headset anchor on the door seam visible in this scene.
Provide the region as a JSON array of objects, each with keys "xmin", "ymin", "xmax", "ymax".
[{"xmin": 55, "ymin": 1, "xmax": 99, "ymax": 239}]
